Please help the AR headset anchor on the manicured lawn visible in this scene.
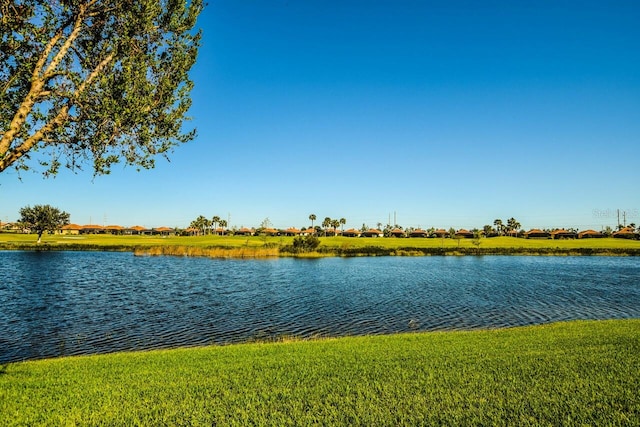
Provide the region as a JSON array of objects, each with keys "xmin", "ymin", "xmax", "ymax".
[
  {"xmin": 1, "ymin": 233, "xmax": 639, "ymax": 252},
  {"xmin": 1, "ymin": 320, "xmax": 638, "ymax": 425}
]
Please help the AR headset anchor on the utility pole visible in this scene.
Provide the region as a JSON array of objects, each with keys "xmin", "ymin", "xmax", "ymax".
[{"xmin": 623, "ymin": 211, "xmax": 627, "ymax": 227}]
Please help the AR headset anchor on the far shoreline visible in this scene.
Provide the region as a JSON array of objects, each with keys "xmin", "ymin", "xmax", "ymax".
[{"xmin": 1, "ymin": 241, "xmax": 640, "ymax": 258}]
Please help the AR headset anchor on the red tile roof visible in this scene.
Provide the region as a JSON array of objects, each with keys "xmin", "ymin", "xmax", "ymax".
[
  {"xmin": 62, "ymin": 224, "xmax": 82, "ymax": 230},
  {"xmin": 578, "ymin": 229, "xmax": 604, "ymax": 237}
]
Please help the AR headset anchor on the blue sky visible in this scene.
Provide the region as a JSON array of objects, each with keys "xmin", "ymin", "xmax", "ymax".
[{"xmin": 1, "ymin": 1, "xmax": 639, "ymax": 230}]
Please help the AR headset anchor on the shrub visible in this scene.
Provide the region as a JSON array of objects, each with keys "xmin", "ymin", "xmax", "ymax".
[{"xmin": 286, "ymin": 235, "xmax": 321, "ymax": 253}]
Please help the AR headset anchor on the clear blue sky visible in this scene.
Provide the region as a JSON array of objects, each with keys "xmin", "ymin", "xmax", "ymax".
[{"xmin": 2, "ymin": 0, "xmax": 639, "ymax": 230}]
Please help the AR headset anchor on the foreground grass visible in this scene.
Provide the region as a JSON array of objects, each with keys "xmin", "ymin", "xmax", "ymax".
[
  {"xmin": 1, "ymin": 233, "xmax": 639, "ymax": 257},
  {"xmin": 1, "ymin": 320, "xmax": 638, "ymax": 425}
]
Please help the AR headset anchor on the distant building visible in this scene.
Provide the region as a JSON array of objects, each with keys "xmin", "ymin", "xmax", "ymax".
[
  {"xmin": 432, "ymin": 229, "xmax": 449, "ymax": 238},
  {"xmin": 235, "ymin": 227, "xmax": 254, "ymax": 236},
  {"xmin": 389, "ymin": 228, "xmax": 406, "ymax": 238},
  {"xmin": 455, "ymin": 229, "xmax": 474, "ymax": 239},
  {"xmin": 61, "ymin": 224, "xmax": 82, "ymax": 235},
  {"xmin": 409, "ymin": 229, "xmax": 429, "ymax": 238},
  {"xmin": 578, "ymin": 229, "xmax": 605, "ymax": 239},
  {"xmin": 361, "ymin": 229, "xmax": 383, "ymax": 238},
  {"xmin": 153, "ymin": 227, "xmax": 174, "ymax": 236},
  {"xmin": 81, "ymin": 224, "xmax": 104, "ymax": 234},
  {"xmin": 524, "ymin": 229, "xmax": 550, "ymax": 239},
  {"xmin": 613, "ymin": 227, "xmax": 638, "ymax": 239},
  {"xmin": 551, "ymin": 229, "xmax": 577, "ymax": 239},
  {"xmin": 342, "ymin": 228, "xmax": 361, "ymax": 237},
  {"xmin": 284, "ymin": 228, "xmax": 301, "ymax": 236},
  {"xmin": 105, "ymin": 225, "xmax": 124, "ymax": 235}
]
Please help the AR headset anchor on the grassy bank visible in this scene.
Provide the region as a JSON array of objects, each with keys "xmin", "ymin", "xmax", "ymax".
[
  {"xmin": 1, "ymin": 320, "xmax": 638, "ymax": 425},
  {"xmin": 1, "ymin": 233, "xmax": 639, "ymax": 257}
]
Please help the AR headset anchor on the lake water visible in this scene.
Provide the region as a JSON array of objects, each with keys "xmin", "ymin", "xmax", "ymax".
[{"xmin": 1, "ymin": 251, "xmax": 639, "ymax": 363}]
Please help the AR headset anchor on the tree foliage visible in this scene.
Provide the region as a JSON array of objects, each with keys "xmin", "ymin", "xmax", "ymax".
[
  {"xmin": 189, "ymin": 215, "xmax": 210, "ymax": 235},
  {"xmin": 0, "ymin": 0, "xmax": 203, "ymax": 176},
  {"xmin": 291, "ymin": 235, "xmax": 320, "ymax": 253},
  {"xmin": 19, "ymin": 204, "xmax": 70, "ymax": 243}
]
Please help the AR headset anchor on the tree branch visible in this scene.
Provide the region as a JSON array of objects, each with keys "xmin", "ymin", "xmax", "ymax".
[
  {"xmin": 0, "ymin": 2, "xmax": 109, "ymax": 169},
  {"xmin": 0, "ymin": 12, "xmax": 72, "ymax": 157},
  {"xmin": 0, "ymin": 30, "xmax": 63, "ymax": 156},
  {"xmin": 41, "ymin": 5, "xmax": 93, "ymax": 80},
  {"xmin": 0, "ymin": 105, "xmax": 69, "ymax": 172},
  {"xmin": 0, "ymin": 50, "xmax": 114, "ymax": 173},
  {"xmin": 78, "ymin": 52, "xmax": 114, "ymax": 93}
]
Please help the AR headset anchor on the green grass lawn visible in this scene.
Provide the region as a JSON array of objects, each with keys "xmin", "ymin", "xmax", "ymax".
[
  {"xmin": 1, "ymin": 320, "xmax": 638, "ymax": 426},
  {"xmin": 2, "ymin": 233, "xmax": 640, "ymax": 252}
]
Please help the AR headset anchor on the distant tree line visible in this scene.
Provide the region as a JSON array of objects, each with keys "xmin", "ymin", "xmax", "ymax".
[{"xmin": 7, "ymin": 206, "xmax": 639, "ymax": 242}]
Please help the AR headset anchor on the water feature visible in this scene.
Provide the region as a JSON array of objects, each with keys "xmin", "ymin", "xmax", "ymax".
[{"xmin": 1, "ymin": 251, "xmax": 639, "ymax": 362}]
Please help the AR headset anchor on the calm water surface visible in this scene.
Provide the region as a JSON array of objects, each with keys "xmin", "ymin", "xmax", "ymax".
[{"xmin": 1, "ymin": 251, "xmax": 639, "ymax": 362}]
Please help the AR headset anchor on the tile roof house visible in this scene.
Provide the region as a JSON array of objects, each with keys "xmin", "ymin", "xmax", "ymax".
[
  {"xmin": 61, "ymin": 224, "xmax": 82, "ymax": 235},
  {"xmin": 284, "ymin": 227, "xmax": 301, "ymax": 236},
  {"xmin": 301, "ymin": 228, "xmax": 317, "ymax": 236},
  {"xmin": 389, "ymin": 228, "xmax": 406, "ymax": 237},
  {"xmin": 455, "ymin": 229, "xmax": 474, "ymax": 239},
  {"xmin": 524, "ymin": 229, "xmax": 550, "ymax": 239},
  {"xmin": 125, "ymin": 225, "xmax": 151, "ymax": 235},
  {"xmin": 324, "ymin": 227, "xmax": 339, "ymax": 237},
  {"xmin": 409, "ymin": 229, "xmax": 429, "ymax": 238},
  {"xmin": 551, "ymin": 229, "xmax": 577, "ymax": 239},
  {"xmin": 81, "ymin": 224, "xmax": 104, "ymax": 234},
  {"xmin": 105, "ymin": 225, "xmax": 124, "ymax": 235},
  {"xmin": 342, "ymin": 228, "xmax": 361, "ymax": 237},
  {"xmin": 235, "ymin": 227, "xmax": 254, "ymax": 236},
  {"xmin": 154, "ymin": 227, "xmax": 174, "ymax": 236},
  {"xmin": 260, "ymin": 228, "xmax": 279, "ymax": 236},
  {"xmin": 432, "ymin": 229, "xmax": 449, "ymax": 238},
  {"xmin": 361, "ymin": 229, "xmax": 383, "ymax": 238},
  {"xmin": 577, "ymin": 229, "xmax": 605, "ymax": 239},
  {"xmin": 613, "ymin": 227, "xmax": 638, "ymax": 239}
]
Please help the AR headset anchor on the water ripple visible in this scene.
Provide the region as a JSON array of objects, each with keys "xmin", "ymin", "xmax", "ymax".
[{"xmin": 1, "ymin": 252, "xmax": 639, "ymax": 362}]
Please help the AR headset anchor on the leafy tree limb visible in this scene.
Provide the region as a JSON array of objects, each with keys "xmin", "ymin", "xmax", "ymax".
[{"xmin": 0, "ymin": 0, "xmax": 204, "ymax": 176}]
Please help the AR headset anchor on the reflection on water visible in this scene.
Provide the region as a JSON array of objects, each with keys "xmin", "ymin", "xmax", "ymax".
[{"xmin": 1, "ymin": 252, "xmax": 639, "ymax": 362}]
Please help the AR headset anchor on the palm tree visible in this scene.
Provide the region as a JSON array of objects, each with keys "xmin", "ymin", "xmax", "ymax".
[
  {"xmin": 212, "ymin": 215, "xmax": 220, "ymax": 235},
  {"xmin": 309, "ymin": 214, "xmax": 316, "ymax": 228},
  {"xmin": 190, "ymin": 215, "xmax": 210, "ymax": 236},
  {"xmin": 339, "ymin": 217, "xmax": 346, "ymax": 234},
  {"xmin": 506, "ymin": 217, "xmax": 521, "ymax": 236},
  {"xmin": 493, "ymin": 219, "xmax": 503, "ymax": 236},
  {"xmin": 219, "ymin": 219, "xmax": 227, "ymax": 234},
  {"xmin": 322, "ymin": 217, "xmax": 331, "ymax": 237},
  {"xmin": 331, "ymin": 219, "xmax": 340, "ymax": 236}
]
